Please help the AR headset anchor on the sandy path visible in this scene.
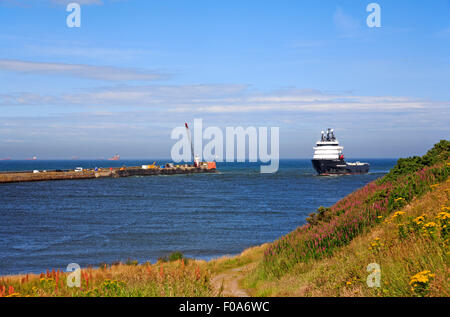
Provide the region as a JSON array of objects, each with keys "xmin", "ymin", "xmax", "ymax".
[{"xmin": 211, "ymin": 266, "xmax": 250, "ymax": 297}]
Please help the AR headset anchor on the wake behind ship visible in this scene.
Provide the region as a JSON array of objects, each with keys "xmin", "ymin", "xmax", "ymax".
[{"xmin": 311, "ymin": 129, "xmax": 369, "ymax": 175}]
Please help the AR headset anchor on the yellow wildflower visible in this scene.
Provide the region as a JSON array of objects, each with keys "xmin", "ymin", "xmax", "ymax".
[
  {"xmin": 413, "ymin": 215, "xmax": 426, "ymax": 225},
  {"xmin": 409, "ymin": 270, "xmax": 435, "ymax": 295},
  {"xmin": 437, "ymin": 211, "xmax": 450, "ymax": 220}
]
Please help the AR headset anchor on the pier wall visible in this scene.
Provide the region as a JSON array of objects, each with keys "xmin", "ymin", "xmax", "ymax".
[{"xmin": 0, "ymin": 166, "xmax": 216, "ymax": 184}]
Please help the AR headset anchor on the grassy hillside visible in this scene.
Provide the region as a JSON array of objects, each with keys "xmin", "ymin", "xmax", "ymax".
[
  {"xmin": 238, "ymin": 179, "xmax": 449, "ymax": 296},
  {"xmin": 248, "ymin": 140, "xmax": 448, "ymax": 286},
  {"xmin": 221, "ymin": 140, "xmax": 449, "ymax": 296},
  {"xmin": 1, "ymin": 140, "xmax": 448, "ymax": 297}
]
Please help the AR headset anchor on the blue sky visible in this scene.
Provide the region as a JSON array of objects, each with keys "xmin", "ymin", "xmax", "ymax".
[{"xmin": 0, "ymin": 0, "xmax": 449, "ymax": 159}]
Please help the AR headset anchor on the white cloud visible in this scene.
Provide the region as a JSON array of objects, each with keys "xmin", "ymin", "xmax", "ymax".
[
  {"xmin": 0, "ymin": 59, "xmax": 168, "ymax": 81},
  {"xmin": 0, "ymin": 89, "xmax": 447, "ymax": 159},
  {"xmin": 0, "ymin": 84, "xmax": 439, "ymax": 114},
  {"xmin": 26, "ymin": 45, "xmax": 150, "ymax": 61}
]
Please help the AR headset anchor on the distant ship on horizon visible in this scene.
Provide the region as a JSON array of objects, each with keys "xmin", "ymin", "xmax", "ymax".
[
  {"xmin": 108, "ymin": 154, "xmax": 120, "ymax": 161},
  {"xmin": 311, "ymin": 129, "xmax": 369, "ymax": 175}
]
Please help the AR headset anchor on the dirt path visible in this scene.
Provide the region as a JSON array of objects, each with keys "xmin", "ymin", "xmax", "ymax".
[{"xmin": 211, "ymin": 266, "xmax": 250, "ymax": 297}]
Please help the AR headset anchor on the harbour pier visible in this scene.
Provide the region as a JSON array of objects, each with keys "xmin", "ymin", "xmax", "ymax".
[{"xmin": 0, "ymin": 163, "xmax": 217, "ymax": 184}]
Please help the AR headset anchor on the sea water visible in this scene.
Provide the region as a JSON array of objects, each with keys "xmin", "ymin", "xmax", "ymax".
[{"xmin": 0, "ymin": 159, "xmax": 396, "ymax": 275}]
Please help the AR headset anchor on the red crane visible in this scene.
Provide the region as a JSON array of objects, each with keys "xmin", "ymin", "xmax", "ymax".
[{"xmin": 185, "ymin": 123, "xmax": 195, "ymax": 163}]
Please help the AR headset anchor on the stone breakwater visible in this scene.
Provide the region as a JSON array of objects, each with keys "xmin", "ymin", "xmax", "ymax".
[{"xmin": 0, "ymin": 165, "xmax": 217, "ymax": 184}]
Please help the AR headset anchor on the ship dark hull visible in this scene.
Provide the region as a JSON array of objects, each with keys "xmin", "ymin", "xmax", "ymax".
[{"xmin": 311, "ymin": 159, "xmax": 369, "ymax": 175}]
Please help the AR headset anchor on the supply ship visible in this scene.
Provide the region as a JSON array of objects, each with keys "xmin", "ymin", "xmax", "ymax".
[{"xmin": 311, "ymin": 128, "xmax": 369, "ymax": 175}]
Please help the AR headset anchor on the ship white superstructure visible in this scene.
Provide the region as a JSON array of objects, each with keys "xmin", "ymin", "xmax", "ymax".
[{"xmin": 312, "ymin": 129, "xmax": 343, "ymax": 160}]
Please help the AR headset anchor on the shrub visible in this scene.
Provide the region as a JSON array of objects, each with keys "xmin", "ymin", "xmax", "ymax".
[
  {"xmin": 168, "ymin": 251, "xmax": 184, "ymax": 262},
  {"xmin": 125, "ymin": 259, "xmax": 139, "ymax": 266},
  {"xmin": 380, "ymin": 140, "xmax": 449, "ymax": 184},
  {"xmin": 158, "ymin": 251, "xmax": 186, "ymax": 263},
  {"xmin": 306, "ymin": 206, "xmax": 331, "ymax": 226}
]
